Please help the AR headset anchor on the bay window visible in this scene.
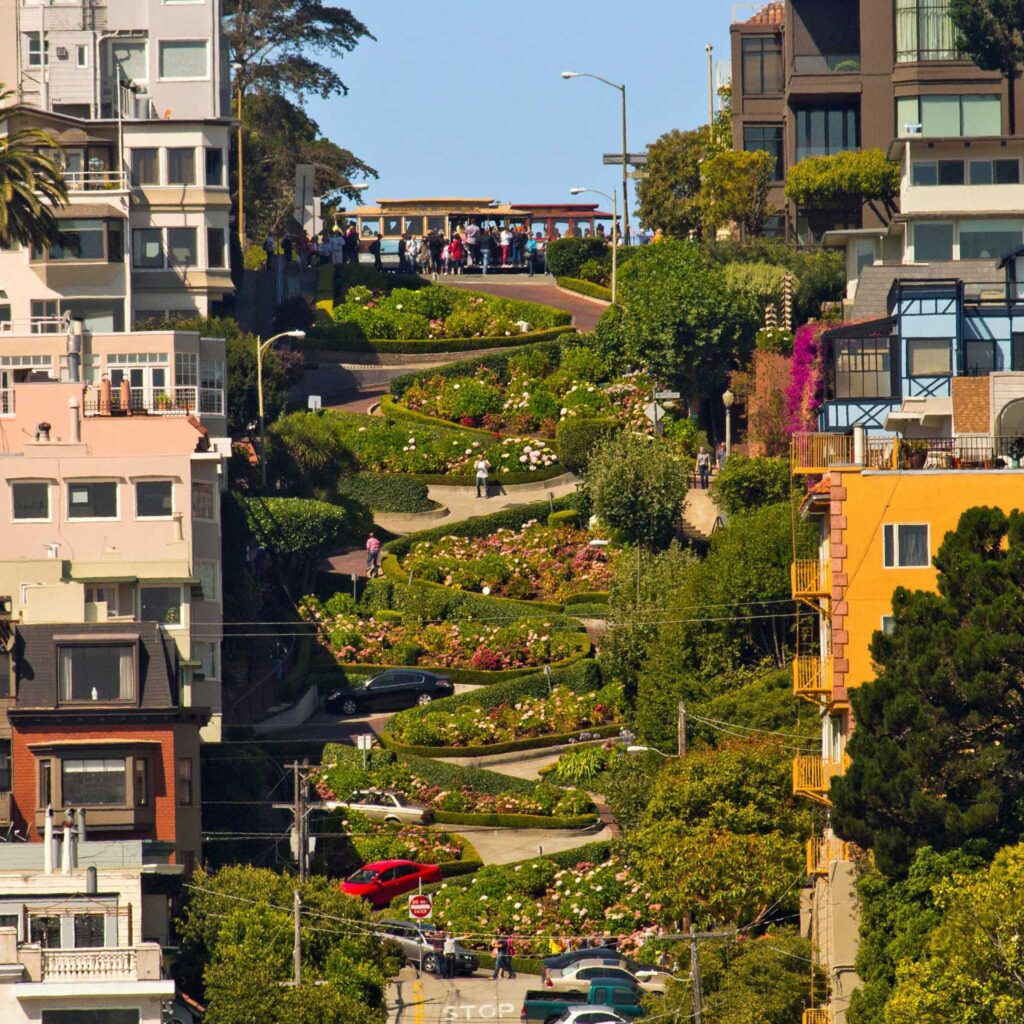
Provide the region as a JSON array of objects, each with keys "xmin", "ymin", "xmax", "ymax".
[
  {"xmin": 825, "ymin": 335, "xmax": 897, "ymax": 400},
  {"xmin": 61, "ymin": 758, "xmax": 127, "ymax": 805}
]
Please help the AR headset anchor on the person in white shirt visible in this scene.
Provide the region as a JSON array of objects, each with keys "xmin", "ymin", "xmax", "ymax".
[
  {"xmin": 474, "ymin": 456, "xmax": 491, "ymax": 498},
  {"xmin": 499, "ymin": 227, "xmax": 512, "ymax": 266},
  {"xmin": 443, "ymin": 934, "xmax": 457, "ymax": 979}
]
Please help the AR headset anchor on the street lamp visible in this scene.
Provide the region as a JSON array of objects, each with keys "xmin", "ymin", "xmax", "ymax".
[
  {"xmin": 561, "ymin": 70, "xmax": 631, "ymax": 245},
  {"xmin": 232, "ymin": 62, "xmax": 245, "ymax": 249},
  {"xmin": 570, "ymin": 187, "xmax": 617, "ymax": 303},
  {"xmin": 722, "ymin": 388, "xmax": 735, "ymax": 458},
  {"xmin": 626, "ymin": 745, "xmax": 672, "ymax": 757},
  {"xmin": 256, "ymin": 330, "xmax": 306, "ymax": 489}
]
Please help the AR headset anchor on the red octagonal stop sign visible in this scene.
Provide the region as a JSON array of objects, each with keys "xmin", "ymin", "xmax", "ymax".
[{"xmin": 409, "ymin": 893, "xmax": 433, "ymax": 920}]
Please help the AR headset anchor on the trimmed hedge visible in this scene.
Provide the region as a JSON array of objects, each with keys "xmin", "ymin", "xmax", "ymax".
[
  {"xmin": 558, "ymin": 277, "xmax": 613, "ymax": 302},
  {"xmin": 563, "ymin": 591, "xmax": 609, "ymax": 607},
  {"xmin": 316, "ymin": 264, "xmax": 335, "ymax": 316},
  {"xmin": 334, "ymin": 264, "xmax": 426, "ymax": 295},
  {"xmin": 334, "ymin": 473, "xmax": 438, "ymax": 513},
  {"xmin": 546, "ymin": 237, "xmax": 610, "ymax": 278},
  {"xmin": 304, "ymin": 324, "xmax": 574, "ymax": 354},
  {"xmin": 379, "ymin": 394, "xmax": 494, "ymax": 437},
  {"xmin": 433, "ymin": 811, "xmax": 597, "ymax": 829},
  {"xmin": 380, "ymin": 722, "xmax": 622, "ymax": 759},
  {"xmin": 547, "ymin": 509, "xmax": 580, "ymax": 529},
  {"xmin": 555, "ymin": 416, "xmax": 621, "ymax": 474}
]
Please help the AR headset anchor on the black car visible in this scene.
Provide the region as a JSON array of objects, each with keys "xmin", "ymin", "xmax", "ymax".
[{"xmin": 326, "ymin": 669, "xmax": 453, "ymax": 715}]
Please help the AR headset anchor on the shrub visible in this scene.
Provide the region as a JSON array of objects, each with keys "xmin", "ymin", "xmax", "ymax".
[
  {"xmin": 546, "ymin": 237, "xmax": 609, "ymax": 278},
  {"xmin": 577, "ymin": 258, "xmax": 606, "ymax": 284},
  {"xmin": 557, "ymin": 277, "xmax": 613, "ymax": 302},
  {"xmin": 547, "ymin": 509, "xmax": 580, "ymax": 529},
  {"xmin": 243, "ymin": 497, "xmax": 368, "ymax": 558},
  {"xmin": 333, "ymin": 473, "xmax": 437, "ymax": 513},
  {"xmin": 710, "ymin": 456, "xmax": 791, "ymax": 515},
  {"xmin": 555, "ymin": 417, "xmax": 620, "ymax": 474}
]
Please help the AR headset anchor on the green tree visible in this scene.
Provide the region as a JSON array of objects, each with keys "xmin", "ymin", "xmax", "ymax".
[
  {"xmin": 832, "ymin": 506, "xmax": 1024, "ymax": 878},
  {"xmin": 267, "ymin": 411, "xmax": 358, "ymax": 497},
  {"xmin": 710, "ymin": 455, "xmax": 791, "ymax": 514},
  {"xmin": 586, "ymin": 432, "xmax": 689, "ymax": 548},
  {"xmin": 884, "ymin": 844, "xmax": 1024, "ymax": 1023},
  {"xmin": 592, "ymin": 240, "xmax": 760, "ymax": 409},
  {"xmin": 0, "ymin": 89, "xmax": 68, "ymax": 250},
  {"xmin": 785, "ymin": 148, "xmax": 900, "ymax": 230},
  {"xmin": 950, "ymin": 0, "xmax": 1024, "ymax": 135},
  {"xmin": 701, "ymin": 149, "xmax": 775, "ymax": 238},
  {"xmin": 635, "ymin": 127, "xmax": 720, "ymax": 238}
]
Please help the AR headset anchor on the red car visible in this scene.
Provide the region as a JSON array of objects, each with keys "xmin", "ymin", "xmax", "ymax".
[{"xmin": 340, "ymin": 859, "xmax": 442, "ymax": 909}]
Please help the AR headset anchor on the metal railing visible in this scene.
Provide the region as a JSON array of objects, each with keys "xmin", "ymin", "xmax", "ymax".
[
  {"xmin": 0, "ymin": 313, "xmax": 71, "ymax": 335},
  {"xmin": 0, "ymin": 390, "xmax": 12, "ymax": 416},
  {"xmin": 793, "ymin": 433, "xmax": 1024, "ymax": 474},
  {"xmin": 792, "ymin": 754, "xmax": 848, "ymax": 804},
  {"xmin": 791, "ymin": 432, "xmax": 855, "ymax": 473},
  {"xmin": 792, "ymin": 53, "xmax": 861, "ymax": 74},
  {"xmin": 802, "ymin": 1009, "xmax": 834, "ymax": 1024},
  {"xmin": 41, "ymin": 948, "xmax": 136, "ymax": 981},
  {"xmin": 806, "ymin": 836, "xmax": 850, "ymax": 877},
  {"xmin": 63, "ymin": 169, "xmax": 128, "ymax": 192},
  {"xmin": 84, "ymin": 386, "xmax": 194, "ymax": 417},
  {"xmin": 792, "ymin": 560, "xmax": 830, "ymax": 600},
  {"xmin": 794, "ymin": 656, "xmax": 832, "ymax": 701}
]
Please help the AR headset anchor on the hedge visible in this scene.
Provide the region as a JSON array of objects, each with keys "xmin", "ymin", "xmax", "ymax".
[
  {"xmin": 555, "ymin": 417, "xmax": 621, "ymax": 474},
  {"xmin": 547, "ymin": 509, "xmax": 580, "ymax": 529},
  {"xmin": 380, "ymin": 722, "xmax": 623, "ymax": 759},
  {"xmin": 303, "ymin": 324, "xmax": 575, "ymax": 354},
  {"xmin": 379, "ymin": 395, "xmax": 495, "ymax": 437},
  {"xmin": 316, "ymin": 264, "xmax": 335, "ymax": 316},
  {"xmin": 563, "ymin": 591, "xmax": 609, "ymax": 607},
  {"xmin": 334, "ymin": 473, "xmax": 439, "ymax": 513},
  {"xmin": 546, "ymin": 237, "xmax": 610, "ymax": 278},
  {"xmin": 333, "ymin": 263, "xmax": 426, "ymax": 296},
  {"xmin": 557, "ymin": 277, "xmax": 613, "ymax": 302},
  {"xmin": 433, "ymin": 811, "xmax": 598, "ymax": 829}
]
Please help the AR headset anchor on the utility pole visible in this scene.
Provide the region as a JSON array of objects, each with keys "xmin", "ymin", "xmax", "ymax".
[
  {"xmin": 689, "ymin": 924, "xmax": 704, "ymax": 1024},
  {"xmin": 293, "ymin": 890, "xmax": 302, "ymax": 987},
  {"xmin": 678, "ymin": 702, "xmax": 687, "ymax": 757},
  {"xmin": 706, "ymin": 44, "xmax": 715, "ymax": 144},
  {"xmin": 289, "ymin": 761, "xmax": 309, "ymax": 881}
]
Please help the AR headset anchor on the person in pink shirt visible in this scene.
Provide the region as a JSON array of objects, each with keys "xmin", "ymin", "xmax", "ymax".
[{"xmin": 365, "ymin": 531, "xmax": 382, "ymax": 577}]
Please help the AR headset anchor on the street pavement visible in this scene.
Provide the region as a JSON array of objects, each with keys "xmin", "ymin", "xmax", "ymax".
[{"xmin": 389, "ymin": 965, "xmax": 534, "ymax": 1024}]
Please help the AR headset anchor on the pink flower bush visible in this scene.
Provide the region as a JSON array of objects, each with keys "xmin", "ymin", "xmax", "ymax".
[{"xmin": 786, "ymin": 321, "xmax": 827, "ymax": 433}]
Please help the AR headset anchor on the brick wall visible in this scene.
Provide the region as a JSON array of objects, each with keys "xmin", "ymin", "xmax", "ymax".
[{"xmin": 952, "ymin": 376, "xmax": 990, "ymax": 434}]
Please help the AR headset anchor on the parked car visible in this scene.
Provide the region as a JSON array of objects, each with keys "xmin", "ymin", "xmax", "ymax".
[
  {"xmin": 327, "ymin": 670, "xmax": 453, "ymax": 715},
  {"xmin": 521, "ymin": 979, "xmax": 645, "ymax": 1022},
  {"xmin": 547, "ymin": 1010, "xmax": 629, "ymax": 1024},
  {"xmin": 542, "ymin": 950, "xmax": 655, "ymax": 985},
  {"xmin": 325, "ymin": 789, "xmax": 433, "ymax": 825},
  {"xmin": 340, "ymin": 859, "xmax": 442, "ymax": 909},
  {"xmin": 546, "ymin": 964, "xmax": 673, "ymax": 995},
  {"xmin": 378, "ymin": 919, "xmax": 479, "ymax": 975}
]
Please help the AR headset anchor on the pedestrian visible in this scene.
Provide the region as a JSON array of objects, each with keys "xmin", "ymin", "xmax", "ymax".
[
  {"xmin": 344, "ymin": 224, "xmax": 359, "ymax": 264},
  {"xmin": 696, "ymin": 446, "xmax": 711, "ymax": 489},
  {"xmin": 443, "ymin": 932, "xmax": 457, "ymax": 980},
  {"xmin": 406, "ymin": 233, "xmax": 420, "ymax": 274},
  {"xmin": 262, "ymin": 232, "xmax": 275, "ymax": 270},
  {"xmin": 398, "ymin": 233, "xmax": 407, "ymax": 273},
  {"xmin": 474, "ymin": 455, "xmax": 491, "ymax": 498},
  {"xmin": 281, "ymin": 235, "xmax": 293, "ymax": 263},
  {"xmin": 448, "ymin": 234, "xmax": 464, "ymax": 275},
  {"xmin": 371, "ymin": 232, "xmax": 383, "ymax": 272},
  {"xmin": 465, "ymin": 220, "xmax": 481, "ymax": 268},
  {"xmin": 490, "ymin": 931, "xmax": 514, "ymax": 979},
  {"xmin": 504, "ymin": 933, "xmax": 517, "ymax": 978},
  {"xmin": 499, "ymin": 226, "xmax": 512, "ymax": 266},
  {"xmin": 428, "ymin": 231, "xmax": 444, "ymax": 277},
  {"xmin": 716, "ymin": 441, "xmax": 726, "ymax": 472},
  {"xmin": 430, "ymin": 928, "xmax": 446, "ymax": 978},
  {"xmin": 365, "ymin": 531, "xmax": 381, "ymax": 577},
  {"xmin": 525, "ymin": 234, "xmax": 538, "ymax": 277},
  {"xmin": 511, "ymin": 225, "xmax": 524, "ymax": 267},
  {"xmin": 419, "ymin": 235, "xmax": 432, "ymax": 274},
  {"xmin": 330, "ymin": 228, "xmax": 345, "ymax": 265}
]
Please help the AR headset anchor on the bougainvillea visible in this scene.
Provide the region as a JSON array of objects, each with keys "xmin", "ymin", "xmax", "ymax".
[{"xmin": 786, "ymin": 321, "xmax": 827, "ymax": 433}]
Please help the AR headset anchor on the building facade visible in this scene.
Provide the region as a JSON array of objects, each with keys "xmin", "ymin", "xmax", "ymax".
[{"xmin": 730, "ymin": 0, "xmax": 1024, "ymax": 241}]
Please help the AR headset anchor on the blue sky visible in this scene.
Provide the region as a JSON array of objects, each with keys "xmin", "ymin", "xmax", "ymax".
[{"xmin": 306, "ymin": 0, "xmax": 733, "ymax": 210}]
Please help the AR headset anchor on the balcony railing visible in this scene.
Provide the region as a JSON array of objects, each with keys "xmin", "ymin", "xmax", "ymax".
[
  {"xmin": 794, "ymin": 433, "xmax": 1024, "ymax": 474},
  {"xmin": 41, "ymin": 947, "xmax": 137, "ymax": 981},
  {"xmin": 791, "ymin": 432, "xmax": 856, "ymax": 474},
  {"xmin": 792, "ymin": 53, "xmax": 861, "ymax": 74},
  {"xmin": 793, "ymin": 754, "xmax": 848, "ymax": 804},
  {"xmin": 0, "ymin": 389, "xmax": 12, "ymax": 416},
  {"xmin": 794, "ymin": 656, "xmax": 832, "ymax": 701},
  {"xmin": 806, "ymin": 836, "xmax": 850, "ymax": 877},
  {"xmin": 792, "ymin": 560, "xmax": 830, "ymax": 600},
  {"xmin": 82, "ymin": 385, "xmax": 225, "ymax": 418},
  {"xmin": 803, "ymin": 1010, "xmax": 834, "ymax": 1024},
  {"xmin": 63, "ymin": 169, "xmax": 128, "ymax": 192}
]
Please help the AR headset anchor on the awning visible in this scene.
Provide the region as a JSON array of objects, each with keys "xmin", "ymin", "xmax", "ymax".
[
  {"xmin": 883, "ymin": 397, "xmax": 952, "ymax": 431},
  {"xmin": 821, "ymin": 316, "xmax": 894, "ymax": 341},
  {"xmin": 54, "ymin": 204, "xmax": 126, "ymax": 220}
]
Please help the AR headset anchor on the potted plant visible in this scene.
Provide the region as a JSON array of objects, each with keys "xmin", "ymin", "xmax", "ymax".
[
  {"xmin": 900, "ymin": 437, "xmax": 929, "ymax": 469},
  {"xmin": 156, "ymin": 392, "xmax": 172, "ymax": 411},
  {"xmin": 1008, "ymin": 436, "xmax": 1024, "ymax": 468}
]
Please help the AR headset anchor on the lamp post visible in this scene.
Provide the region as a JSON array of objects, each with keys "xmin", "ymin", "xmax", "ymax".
[
  {"xmin": 570, "ymin": 187, "xmax": 617, "ymax": 303},
  {"xmin": 233, "ymin": 62, "xmax": 245, "ymax": 249},
  {"xmin": 722, "ymin": 388, "xmax": 734, "ymax": 458},
  {"xmin": 256, "ymin": 330, "xmax": 306, "ymax": 489},
  {"xmin": 561, "ymin": 70, "xmax": 630, "ymax": 245}
]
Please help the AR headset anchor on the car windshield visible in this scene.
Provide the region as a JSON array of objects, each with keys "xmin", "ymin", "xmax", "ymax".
[{"xmin": 346, "ymin": 868, "xmax": 379, "ymax": 884}]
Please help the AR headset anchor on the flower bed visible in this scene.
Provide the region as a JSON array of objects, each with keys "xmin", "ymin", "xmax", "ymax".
[
  {"xmin": 401, "ymin": 520, "xmax": 618, "ymax": 602},
  {"xmin": 387, "ymin": 682, "xmax": 624, "ymax": 748},
  {"xmin": 299, "ymin": 595, "xmax": 580, "ymax": 671}
]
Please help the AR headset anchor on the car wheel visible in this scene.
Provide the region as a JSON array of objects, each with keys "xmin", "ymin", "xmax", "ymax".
[
  {"xmin": 417, "ymin": 693, "xmax": 433, "ymax": 706},
  {"xmin": 422, "ymin": 953, "xmax": 437, "ymax": 974},
  {"xmin": 341, "ymin": 699, "xmax": 358, "ymax": 715},
  {"xmin": 383, "ymin": 815, "xmax": 401, "ymax": 825}
]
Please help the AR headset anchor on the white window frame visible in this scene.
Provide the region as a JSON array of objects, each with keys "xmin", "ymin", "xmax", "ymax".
[
  {"xmin": 75, "ymin": 44, "xmax": 89, "ymax": 68},
  {"xmin": 11, "ymin": 480, "xmax": 52, "ymax": 523},
  {"xmin": 881, "ymin": 614, "xmax": 895, "ymax": 636},
  {"xmin": 134, "ymin": 478, "xmax": 175, "ymax": 520},
  {"xmin": 883, "ymin": 523, "xmax": 930, "ymax": 568},
  {"xmin": 157, "ymin": 39, "xmax": 210, "ymax": 81},
  {"xmin": 66, "ymin": 480, "xmax": 120, "ymax": 522},
  {"xmin": 138, "ymin": 584, "xmax": 184, "ymax": 629},
  {"xmin": 27, "ymin": 35, "xmax": 48, "ymax": 68},
  {"xmin": 194, "ymin": 559, "xmax": 220, "ymax": 603}
]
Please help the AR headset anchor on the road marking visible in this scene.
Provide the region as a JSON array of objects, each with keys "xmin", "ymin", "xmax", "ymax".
[{"xmin": 413, "ymin": 977, "xmax": 424, "ymax": 1024}]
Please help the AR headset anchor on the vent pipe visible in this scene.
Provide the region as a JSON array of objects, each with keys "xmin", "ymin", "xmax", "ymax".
[
  {"xmin": 67, "ymin": 320, "xmax": 83, "ymax": 383},
  {"xmin": 43, "ymin": 806, "xmax": 54, "ymax": 875},
  {"xmin": 61, "ymin": 810, "xmax": 73, "ymax": 875},
  {"xmin": 86, "ymin": 865, "xmax": 97, "ymax": 895},
  {"xmin": 76, "ymin": 807, "xmax": 87, "ymax": 843},
  {"xmin": 69, "ymin": 395, "xmax": 81, "ymax": 443},
  {"xmin": 34, "ymin": 422, "xmax": 51, "ymax": 442}
]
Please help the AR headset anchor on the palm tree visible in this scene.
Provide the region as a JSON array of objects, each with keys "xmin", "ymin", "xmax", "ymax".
[{"xmin": 0, "ymin": 87, "xmax": 68, "ymax": 250}]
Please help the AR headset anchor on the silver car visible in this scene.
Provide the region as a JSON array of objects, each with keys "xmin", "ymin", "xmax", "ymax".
[
  {"xmin": 551, "ymin": 1009, "xmax": 628, "ymax": 1024},
  {"xmin": 377, "ymin": 920, "xmax": 479, "ymax": 975},
  {"xmin": 324, "ymin": 788, "xmax": 433, "ymax": 825}
]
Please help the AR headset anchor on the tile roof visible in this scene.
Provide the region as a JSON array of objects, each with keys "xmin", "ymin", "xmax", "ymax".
[{"xmin": 742, "ymin": 2, "xmax": 784, "ymax": 26}]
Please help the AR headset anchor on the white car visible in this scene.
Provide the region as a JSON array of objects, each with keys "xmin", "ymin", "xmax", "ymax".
[
  {"xmin": 547, "ymin": 962, "xmax": 674, "ymax": 994},
  {"xmin": 323, "ymin": 789, "xmax": 432, "ymax": 825},
  {"xmin": 550, "ymin": 1009, "xmax": 628, "ymax": 1024}
]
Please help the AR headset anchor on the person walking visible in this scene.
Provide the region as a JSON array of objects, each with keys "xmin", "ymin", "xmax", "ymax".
[
  {"xmin": 448, "ymin": 233, "xmax": 464, "ymax": 275},
  {"xmin": 281, "ymin": 234, "xmax": 293, "ymax": 263},
  {"xmin": 430, "ymin": 928, "xmax": 447, "ymax": 978},
  {"xmin": 427, "ymin": 231, "xmax": 444, "ymax": 277},
  {"xmin": 365, "ymin": 531, "xmax": 381, "ymax": 577},
  {"xmin": 715, "ymin": 441, "xmax": 727, "ymax": 472},
  {"xmin": 525, "ymin": 234, "xmax": 538, "ymax": 277},
  {"xmin": 465, "ymin": 220, "xmax": 481, "ymax": 268},
  {"xmin": 490, "ymin": 931, "xmax": 515, "ymax": 979},
  {"xmin": 262, "ymin": 232, "xmax": 275, "ymax": 270},
  {"xmin": 474, "ymin": 455, "xmax": 491, "ymax": 498},
  {"xmin": 443, "ymin": 932, "xmax": 457, "ymax": 980},
  {"xmin": 696, "ymin": 446, "xmax": 711, "ymax": 490}
]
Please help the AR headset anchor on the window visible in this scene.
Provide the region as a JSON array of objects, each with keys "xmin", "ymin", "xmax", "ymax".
[
  {"xmin": 193, "ymin": 640, "xmax": 218, "ymax": 680},
  {"xmin": 132, "ymin": 228, "xmax": 163, "ymax": 268},
  {"xmin": 39, "ymin": 220, "xmax": 106, "ymax": 261},
  {"xmin": 67, "ymin": 481, "xmax": 117, "ymax": 519},
  {"xmin": 967, "ymin": 158, "xmax": 1019, "ymax": 185},
  {"xmin": 743, "ymin": 125, "xmax": 784, "ymax": 180},
  {"xmin": 907, "ymin": 337, "xmax": 951, "ymax": 376},
  {"xmin": 136, "ymin": 479, "xmax": 173, "ymax": 518},
  {"xmin": 204, "ymin": 147, "xmax": 223, "ymax": 186},
  {"xmin": 12, "ymin": 481, "xmax": 49, "ymax": 521},
  {"xmin": 134, "ymin": 758, "xmax": 148, "ymax": 806},
  {"xmin": 130, "ymin": 149, "xmax": 159, "ymax": 186},
  {"xmin": 158, "ymin": 40, "xmax": 208, "ymax": 79},
  {"xmin": 826, "ymin": 336, "xmax": 896, "ymax": 400},
  {"xmin": 62, "ymin": 758, "xmax": 127, "ymax": 805},
  {"xmin": 111, "ymin": 39, "xmax": 147, "ymax": 83},
  {"xmin": 167, "ymin": 227, "xmax": 197, "ymax": 267},
  {"xmin": 194, "ymin": 560, "xmax": 219, "ymax": 602},
  {"xmin": 895, "ymin": 0, "xmax": 957, "ymax": 62},
  {"xmin": 1013, "ymin": 333, "xmax": 1024, "ymax": 371},
  {"xmin": 964, "ymin": 338, "xmax": 997, "ymax": 376},
  {"xmin": 911, "ymin": 161, "xmax": 937, "ymax": 186},
  {"xmin": 884, "ymin": 524, "xmax": 929, "ymax": 567},
  {"xmin": 742, "ymin": 36, "xmax": 783, "ymax": 95},
  {"xmin": 900, "ymin": 94, "xmax": 1002, "ymax": 136},
  {"xmin": 914, "ymin": 221, "xmax": 953, "ymax": 261},
  {"xmin": 166, "ymin": 148, "xmax": 195, "ymax": 185},
  {"xmin": 937, "ymin": 159, "xmax": 964, "ymax": 185},
  {"xmin": 39, "ymin": 758, "xmax": 52, "ymax": 807},
  {"xmin": 74, "ymin": 915, "xmax": 105, "ymax": 948},
  {"xmin": 59, "ymin": 644, "xmax": 135, "ymax": 702},
  {"xmin": 27, "ymin": 35, "xmax": 48, "ymax": 68},
  {"xmin": 42, "ymin": 1013, "xmax": 140, "ymax": 1024},
  {"xmin": 191, "ymin": 480, "xmax": 215, "ymax": 520},
  {"xmin": 206, "ymin": 227, "xmax": 226, "ymax": 268},
  {"xmin": 107, "ymin": 222, "xmax": 124, "ymax": 263},
  {"xmin": 881, "ymin": 615, "xmax": 896, "ymax": 635},
  {"xmin": 0, "ymin": 740, "xmax": 10, "ymax": 792},
  {"xmin": 30, "ymin": 916, "xmax": 61, "ymax": 948},
  {"xmin": 75, "ymin": 45, "xmax": 88, "ymax": 68},
  {"xmin": 959, "ymin": 218, "xmax": 1024, "ymax": 260},
  {"xmin": 178, "ymin": 758, "xmax": 193, "ymax": 805},
  {"xmin": 200, "ymin": 359, "xmax": 224, "ymax": 391},
  {"xmin": 175, "ymin": 351, "xmax": 198, "ymax": 387},
  {"xmin": 795, "ymin": 106, "xmax": 859, "ymax": 161},
  {"xmin": 85, "ymin": 585, "xmax": 118, "ymax": 616},
  {"xmin": 140, "ymin": 585, "xmax": 181, "ymax": 626}
]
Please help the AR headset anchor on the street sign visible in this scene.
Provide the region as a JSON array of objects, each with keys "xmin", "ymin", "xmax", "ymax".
[
  {"xmin": 603, "ymin": 152, "xmax": 649, "ymax": 167},
  {"xmin": 308, "ymin": 395, "xmax": 322, "ymax": 410},
  {"xmin": 644, "ymin": 402, "xmax": 666, "ymax": 423},
  {"xmin": 654, "ymin": 391, "xmax": 681, "ymax": 400},
  {"xmin": 356, "ymin": 734, "xmax": 373, "ymax": 751},
  {"xmin": 409, "ymin": 893, "xmax": 433, "ymax": 920}
]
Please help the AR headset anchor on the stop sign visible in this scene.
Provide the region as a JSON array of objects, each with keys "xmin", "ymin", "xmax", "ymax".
[{"xmin": 409, "ymin": 893, "xmax": 433, "ymax": 920}]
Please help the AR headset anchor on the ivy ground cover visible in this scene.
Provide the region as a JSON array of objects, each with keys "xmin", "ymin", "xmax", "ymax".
[
  {"xmin": 401, "ymin": 520, "xmax": 618, "ymax": 601},
  {"xmin": 299, "ymin": 594, "xmax": 580, "ymax": 671}
]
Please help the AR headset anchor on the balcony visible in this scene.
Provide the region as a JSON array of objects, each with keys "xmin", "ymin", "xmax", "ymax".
[
  {"xmin": 794, "ymin": 656, "xmax": 832, "ymax": 702},
  {"xmin": 806, "ymin": 836, "xmax": 850, "ymax": 877},
  {"xmin": 793, "ymin": 754, "xmax": 848, "ymax": 804},
  {"xmin": 792, "ymin": 53, "xmax": 861, "ymax": 74},
  {"xmin": 803, "ymin": 1010, "xmax": 833, "ymax": 1024},
  {"xmin": 63, "ymin": 170, "xmax": 128, "ymax": 193},
  {"xmin": 792, "ymin": 560, "xmax": 830, "ymax": 601},
  {"xmin": 791, "ymin": 433, "xmax": 856, "ymax": 474},
  {"xmin": 82, "ymin": 385, "xmax": 224, "ymax": 418},
  {"xmin": 14, "ymin": 942, "xmax": 167, "ymax": 986}
]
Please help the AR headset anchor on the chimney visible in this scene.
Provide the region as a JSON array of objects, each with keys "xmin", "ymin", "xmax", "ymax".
[
  {"xmin": 100, "ymin": 375, "xmax": 112, "ymax": 416},
  {"xmin": 67, "ymin": 320, "xmax": 83, "ymax": 383},
  {"xmin": 76, "ymin": 807, "xmax": 87, "ymax": 843},
  {"xmin": 61, "ymin": 810, "xmax": 73, "ymax": 875},
  {"xmin": 43, "ymin": 806, "xmax": 53, "ymax": 875},
  {"xmin": 118, "ymin": 377, "xmax": 132, "ymax": 416},
  {"xmin": 86, "ymin": 865, "xmax": 97, "ymax": 895},
  {"xmin": 69, "ymin": 395, "xmax": 81, "ymax": 443}
]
